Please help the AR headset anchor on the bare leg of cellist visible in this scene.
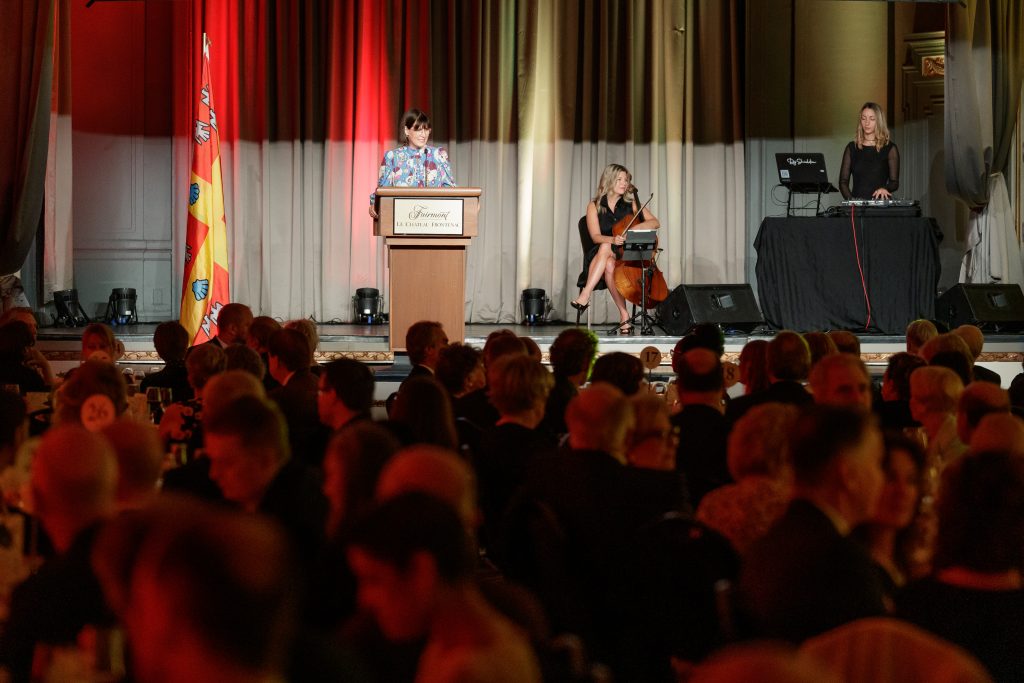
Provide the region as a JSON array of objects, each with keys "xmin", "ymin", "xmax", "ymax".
[{"xmin": 572, "ymin": 242, "xmax": 630, "ymax": 330}]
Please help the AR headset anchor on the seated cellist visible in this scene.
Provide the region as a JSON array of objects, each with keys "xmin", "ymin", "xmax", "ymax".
[{"xmin": 571, "ymin": 164, "xmax": 659, "ymax": 334}]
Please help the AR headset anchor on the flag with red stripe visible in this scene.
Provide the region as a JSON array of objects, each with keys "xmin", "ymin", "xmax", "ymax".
[{"xmin": 180, "ymin": 33, "xmax": 230, "ymax": 345}]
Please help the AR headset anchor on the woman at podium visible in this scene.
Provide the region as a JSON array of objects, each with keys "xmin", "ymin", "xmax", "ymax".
[
  {"xmin": 572, "ymin": 163, "xmax": 659, "ymax": 332},
  {"xmin": 369, "ymin": 108, "xmax": 456, "ymax": 218},
  {"xmin": 838, "ymin": 102, "xmax": 900, "ymax": 200}
]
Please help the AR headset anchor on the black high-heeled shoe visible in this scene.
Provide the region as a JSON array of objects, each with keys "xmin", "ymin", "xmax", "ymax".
[{"xmin": 570, "ymin": 299, "xmax": 590, "ymax": 326}]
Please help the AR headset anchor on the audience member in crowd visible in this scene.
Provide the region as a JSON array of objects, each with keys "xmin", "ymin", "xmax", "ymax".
[
  {"xmin": 919, "ymin": 332, "xmax": 972, "ymax": 366},
  {"xmin": 0, "ymin": 321, "xmax": 48, "ymax": 393},
  {"xmin": 737, "ymin": 338, "xmax": 770, "ymax": 395},
  {"xmin": 697, "ymin": 403, "xmax": 799, "ymax": 555},
  {"xmin": 267, "ymin": 328, "xmax": 327, "ymax": 465},
  {"xmin": 140, "ymin": 321, "xmax": 193, "ymax": 401},
  {"xmin": 0, "ymin": 307, "xmax": 55, "ymax": 386},
  {"xmin": 522, "ymin": 383, "xmax": 685, "ymax": 669},
  {"xmin": 827, "ymin": 330, "xmax": 861, "ymax": 356},
  {"xmin": 285, "ymin": 318, "xmax": 321, "ymax": 374},
  {"xmin": 803, "ymin": 332, "xmax": 838, "ymax": 369},
  {"xmin": 0, "ymin": 427, "xmax": 117, "ymax": 680},
  {"xmin": 727, "ymin": 330, "xmax": 812, "ymax": 422},
  {"xmin": 909, "ymin": 366, "xmax": 966, "ymax": 474},
  {"xmin": 953, "ymin": 324, "xmax": 1001, "ymax": 386},
  {"xmin": 957, "ymin": 381, "xmax": 1010, "ymax": 446},
  {"xmin": 403, "ymin": 320, "xmax": 448, "ymax": 382},
  {"xmin": 55, "ymin": 360, "xmax": 129, "ymax": 430},
  {"xmin": 851, "ymin": 431, "xmax": 927, "ymax": 596},
  {"xmin": 246, "ymin": 315, "xmax": 283, "ymax": 391},
  {"xmin": 377, "ymin": 445, "xmax": 478, "ymax": 532},
  {"xmin": 159, "ymin": 343, "xmax": 225, "ymax": 451},
  {"xmin": 0, "ymin": 390, "xmax": 28, "ymax": 475},
  {"xmin": 80, "ymin": 323, "xmax": 121, "ymax": 363},
  {"xmin": 906, "ymin": 319, "xmax": 938, "ymax": 356},
  {"xmin": 877, "ymin": 352, "xmax": 926, "ymax": 430},
  {"xmin": 223, "ymin": 344, "xmax": 266, "ymax": 380},
  {"xmin": 203, "ymin": 302, "xmax": 253, "ymax": 349},
  {"xmin": 687, "ymin": 643, "xmax": 837, "ymax": 683},
  {"xmin": 969, "ymin": 412, "xmax": 1024, "ymax": 456},
  {"xmin": 435, "ymin": 343, "xmax": 485, "ymax": 400},
  {"xmin": 348, "ymin": 493, "xmax": 542, "ymax": 683},
  {"xmin": 590, "ymin": 351, "xmax": 645, "ymax": 396},
  {"xmin": 896, "ymin": 451, "xmax": 1024, "ymax": 682},
  {"xmin": 318, "ymin": 358, "xmax": 375, "ymax": 432},
  {"xmin": 98, "ymin": 498, "xmax": 300, "ymax": 683},
  {"xmin": 930, "ymin": 349, "xmax": 973, "ymax": 387},
  {"xmin": 671, "ymin": 347, "xmax": 731, "ymax": 505},
  {"xmin": 476, "ymin": 355, "xmax": 555, "ymax": 544},
  {"xmin": 101, "ymin": 419, "xmax": 164, "ymax": 511},
  {"xmin": 675, "ymin": 323, "xmax": 726, "ymax": 358},
  {"xmin": 520, "ymin": 336, "xmax": 542, "ymax": 362},
  {"xmin": 539, "ymin": 328, "xmax": 597, "ymax": 439},
  {"xmin": 389, "ymin": 376, "xmax": 460, "ymax": 452},
  {"xmin": 161, "ymin": 369, "xmax": 265, "ymax": 502},
  {"xmin": 455, "ymin": 330, "xmax": 527, "ymax": 430},
  {"xmin": 627, "ymin": 393, "xmax": 678, "ymax": 472},
  {"xmin": 1010, "ymin": 371, "xmax": 1024, "ymax": 415},
  {"xmin": 313, "ymin": 422, "xmax": 401, "ymax": 628},
  {"xmin": 203, "ymin": 396, "xmax": 328, "ymax": 572},
  {"xmin": 741, "ymin": 406, "xmax": 887, "ymax": 642},
  {"xmin": 808, "ymin": 353, "xmax": 873, "ymax": 411}
]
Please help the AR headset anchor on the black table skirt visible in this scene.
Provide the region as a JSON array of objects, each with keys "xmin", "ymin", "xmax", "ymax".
[{"xmin": 754, "ymin": 216, "xmax": 942, "ymax": 334}]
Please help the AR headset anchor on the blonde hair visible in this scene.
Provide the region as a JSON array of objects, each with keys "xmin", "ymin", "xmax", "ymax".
[
  {"xmin": 591, "ymin": 164, "xmax": 632, "ymax": 212},
  {"xmin": 856, "ymin": 102, "xmax": 890, "ymax": 151}
]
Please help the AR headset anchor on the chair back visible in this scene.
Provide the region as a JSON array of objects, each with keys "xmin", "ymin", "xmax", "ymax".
[{"xmin": 576, "ymin": 216, "xmax": 607, "ymax": 291}]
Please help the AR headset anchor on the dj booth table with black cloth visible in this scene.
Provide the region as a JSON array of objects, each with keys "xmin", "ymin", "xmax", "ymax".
[{"xmin": 754, "ymin": 216, "xmax": 942, "ymax": 334}]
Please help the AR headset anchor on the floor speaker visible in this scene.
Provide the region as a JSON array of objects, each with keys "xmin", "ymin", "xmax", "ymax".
[
  {"xmin": 657, "ymin": 284, "xmax": 763, "ymax": 336},
  {"xmin": 935, "ymin": 284, "xmax": 1024, "ymax": 332}
]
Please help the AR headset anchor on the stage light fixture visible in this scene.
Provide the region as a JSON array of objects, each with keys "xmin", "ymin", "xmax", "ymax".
[
  {"xmin": 353, "ymin": 287, "xmax": 384, "ymax": 324},
  {"xmin": 105, "ymin": 288, "xmax": 138, "ymax": 325},
  {"xmin": 53, "ymin": 289, "xmax": 90, "ymax": 327},
  {"xmin": 520, "ymin": 288, "xmax": 549, "ymax": 325}
]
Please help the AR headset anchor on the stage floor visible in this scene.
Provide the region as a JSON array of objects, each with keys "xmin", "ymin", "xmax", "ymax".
[{"xmin": 36, "ymin": 322, "xmax": 1024, "ymax": 386}]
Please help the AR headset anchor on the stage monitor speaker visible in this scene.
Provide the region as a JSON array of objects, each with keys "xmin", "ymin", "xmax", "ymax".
[
  {"xmin": 657, "ymin": 284, "xmax": 763, "ymax": 336},
  {"xmin": 935, "ymin": 284, "xmax": 1024, "ymax": 333}
]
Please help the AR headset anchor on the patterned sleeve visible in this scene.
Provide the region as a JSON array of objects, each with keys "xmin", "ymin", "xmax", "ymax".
[
  {"xmin": 435, "ymin": 147, "xmax": 456, "ymax": 187},
  {"xmin": 370, "ymin": 149, "xmax": 395, "ymax": 205}
]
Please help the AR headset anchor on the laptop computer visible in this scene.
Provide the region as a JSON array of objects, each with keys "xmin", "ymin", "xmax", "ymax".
[{"xmin": 775, "ymin": 153, "xmax": 837, "ymax": 193}]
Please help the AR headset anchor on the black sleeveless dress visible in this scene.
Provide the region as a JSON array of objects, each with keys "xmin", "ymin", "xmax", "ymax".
[{"xmin": 577, "ymin": 196, "xmax": 635, "ymax": 288}]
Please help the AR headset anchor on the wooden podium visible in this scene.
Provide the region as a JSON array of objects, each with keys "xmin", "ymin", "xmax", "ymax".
[{"xmin": 374, "ymin": 187, "xmax": 481, "ymax": 352}]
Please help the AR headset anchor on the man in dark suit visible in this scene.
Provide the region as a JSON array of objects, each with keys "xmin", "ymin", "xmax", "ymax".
[
  {"xmin": 140, "ymin": 320, "xmax": 193, "ymax": 402},
  {"xmin": 204, "ymin": 395, "xmax": 328, "ymax": 573},
  {"xmin": 201, "ymin": 302, "xmax": 252, "ymax": 349},
  {"xmin": 740, "ymin": 405, "xmax": 887, "ymax": 642},
  {"xmin": 268, "ymin": 328, "xmax": 328, "ymax": 465},
  {"xmin": 671, "ymin": 346, "xmax": 729, "ymax": 506},
  {"xmin": 318, "ymin": 358, "xmax": 375, "ymax": 432},
  {"xmin": 953, "ymin": 324, "xmax": 1002, "ymax": 386},
  {"xmin": 403, "ymin": 320, "xmax": 448, "ymax": 382},
  {"xmin": 727, "ymin": 330, "xmax": 813, "ymax": 423}
]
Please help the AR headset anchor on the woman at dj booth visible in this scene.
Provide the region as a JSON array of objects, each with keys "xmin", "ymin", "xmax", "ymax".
[{"xmin": 838, "ymin": 102, "xmax": 900, "ymax": 200}]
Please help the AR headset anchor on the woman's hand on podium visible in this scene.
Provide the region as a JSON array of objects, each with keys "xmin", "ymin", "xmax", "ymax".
[{"xmin": 368, "ymin": 205, "xmax": 379, "ymax": 219}]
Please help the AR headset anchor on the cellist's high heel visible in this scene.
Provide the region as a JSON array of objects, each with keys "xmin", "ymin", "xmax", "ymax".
[{"xmin": 570, "ymin": 299, "xmax": 590, "ymax": 326}]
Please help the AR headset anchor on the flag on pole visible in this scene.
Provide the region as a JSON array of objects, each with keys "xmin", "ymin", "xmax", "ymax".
[{"xmin": 180, "ymin": 33, "xmax": 230, "ymax": 345}]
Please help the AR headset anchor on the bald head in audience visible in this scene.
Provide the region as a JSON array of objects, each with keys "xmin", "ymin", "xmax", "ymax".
[
  {"xmin": 957, "ymin": 382, "xmax": 1010, "ymax": 445},
  {"xmin": 376, "ymin": 444, "xmax": 478, "ymax": 530},
  {"xmin": 970, "ymin": 413, "xmax": 1024, "ymax": 456},
  {"xmin": 808, "ymin": 353, "xmax": 872, "ymax": 411},
  {"xmin": 566, "ymin": 382, "xmax": 634, "ymax": 462},
  {"xmin": 101, "ymin": 419, "xmax": 164, "ymax": 509},
  {"xmin": 910, "ymin": 366, "xmax": 964, "ymax": 427},
  {"xmin": 30, "ymin": 426, "xmax": 117, "ymax": 552},
  {"xmin": 199, "ymin": 369, "xmax": 267, "ymax": 422}
]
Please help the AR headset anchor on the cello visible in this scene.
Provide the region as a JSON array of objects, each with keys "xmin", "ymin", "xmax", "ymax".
[{"xmin": 612, "ymin": 188, "xmax": 669, "ymax": 308}]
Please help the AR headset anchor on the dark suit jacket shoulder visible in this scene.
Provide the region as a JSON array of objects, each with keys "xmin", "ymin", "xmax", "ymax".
[
  {"xmin": 270, "ymin": 369, "xmax": 328, "ymax": 465},
  {"xmin": 740, "ymin": 498, "xmax": 885, "ymax": 642},
  {"xmin": 727, "ymin": 380, "xmax": 811, "ymax": 423}
]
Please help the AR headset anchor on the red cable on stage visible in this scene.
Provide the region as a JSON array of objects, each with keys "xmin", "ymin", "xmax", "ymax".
[{"xmin": 849, "ymin": 207, "xmax": 872, "ymax": 331}]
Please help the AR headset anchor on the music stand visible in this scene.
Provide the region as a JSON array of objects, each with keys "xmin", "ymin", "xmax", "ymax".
[{"xmin": 616, "ymin": 229, "xmax": 664, "ymax": 336}]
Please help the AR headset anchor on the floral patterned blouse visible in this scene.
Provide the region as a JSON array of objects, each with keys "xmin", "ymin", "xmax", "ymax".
[{"xmin": 370, "ymin": 145, "xmax": 456, "ymax": 205}]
